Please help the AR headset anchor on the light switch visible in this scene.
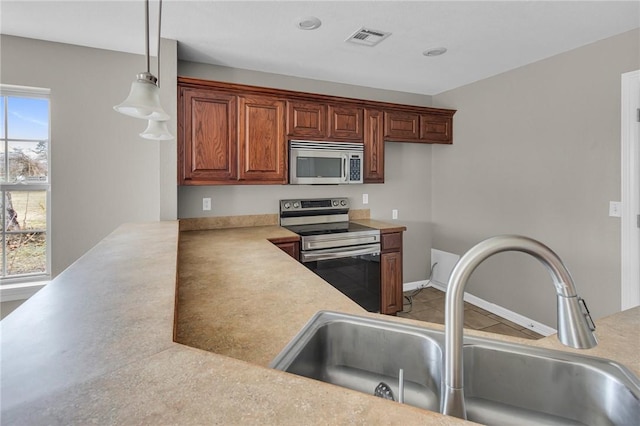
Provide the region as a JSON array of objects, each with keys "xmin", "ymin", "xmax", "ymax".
[
  {"xmin": 392, "ymin": 209, "xmax": 398, "ymax": 219},
  {"xmin": 609, "ymin": 201, "xmax": 621, "ymax": 217},
  {"xmin": 363, "ymin": 194, "xmax": 369, "ymax": 205}
]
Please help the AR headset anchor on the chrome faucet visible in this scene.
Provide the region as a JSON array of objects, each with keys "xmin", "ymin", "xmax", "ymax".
[{"xmin": 440, "ymin": 235, "xmax": 598, "ymax": 419}]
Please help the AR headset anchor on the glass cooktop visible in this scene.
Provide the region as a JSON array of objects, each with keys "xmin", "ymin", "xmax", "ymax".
[{"xmin": 285, "ymin": 222, "xmax": 375, "ymax": 237}]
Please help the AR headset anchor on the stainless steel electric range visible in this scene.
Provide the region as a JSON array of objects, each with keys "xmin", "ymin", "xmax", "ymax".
[{"xmin": 280, "ymin": 197, "xmax": 381, "ymax": 312}]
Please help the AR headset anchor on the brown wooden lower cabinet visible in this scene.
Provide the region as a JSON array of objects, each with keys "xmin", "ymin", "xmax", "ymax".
[
  {"xmin": 380, "ymin": 230, "xmax": 404, "ymax": 315},
  {"xmin": 381, "ymin": 251, "xmax": 403, "ymax": 314},
  {"xmin": 271, "ymin": 239, "xmax": 300, "ymax": 260}
]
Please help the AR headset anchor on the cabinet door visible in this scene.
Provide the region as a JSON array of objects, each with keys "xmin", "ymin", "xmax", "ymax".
[
  {"xmin": 179, "ymin": 88, "xmax": 237, "ymax": 183},
  {"xmin": 384, "ymin": 111, "xmax": 420, "ymax": 140},
  {"xmin": 381, "ymin": 232, "xmax": 403, "ymax": 252},
  {"xmin": 238, "ymin": 95, "xmax": 287, "ymax": 183},
  {"xmin": 363, "ymin": 109, "xmax": 384, "ymax": 183},
  {"xmin": 381, "ymin": 251, "xmax": 403, "ymax": 315},
  {"xmin": 287, "ymin": 100, "xmax": 327, "ymax": 138},
  {"xmin": 274, "ymin": 241, "xmax": 300, "ymax": 260},
  {"xmin": 328, "ymin": 105, "xmax": 364, "ymax": 141},
  {"xmin": 420, "ymin": 114, "xmax": 452, "ymax": 144}
]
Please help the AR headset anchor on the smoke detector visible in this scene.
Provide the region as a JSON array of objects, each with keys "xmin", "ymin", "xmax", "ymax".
[{"xmin": 346, "ymin": 27, "xmax": 391, "ymax": 47}]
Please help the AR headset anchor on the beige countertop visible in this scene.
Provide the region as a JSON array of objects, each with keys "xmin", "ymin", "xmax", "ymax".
[
  {"xmin": 1, "ymin": 220, "xmax": 637, "ymax": 425},
  {"xmin": 176, "ymin": 225, "xmax": 365, "ymax": 366}
]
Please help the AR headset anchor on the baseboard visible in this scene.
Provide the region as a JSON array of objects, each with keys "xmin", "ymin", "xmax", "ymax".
[
  {"xmin": 403, "ymin": 280, "xmax": 430, "ymax": 292},
  {"xmin": 424, "ymin": 280, "xmax": 557, "ymax": 337}
]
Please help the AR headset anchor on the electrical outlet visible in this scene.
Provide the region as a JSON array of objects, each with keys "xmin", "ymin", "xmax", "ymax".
[
  {"xmin": 362, "ymin": 193, "xmax": 369, "ymax": 205},
  {"xmin": 609, "ymin": 201, "xmax": 622, "ymax": 217},
  {"xmin": 392, "ymin": 209, "xmax": 398, "ymax": 219},
  {"xmin": 203, "ymin": 197, "xmax": 212, "ymax": 211}
]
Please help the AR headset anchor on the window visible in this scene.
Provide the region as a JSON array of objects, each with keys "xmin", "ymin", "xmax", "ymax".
[{"xmin": 1, "ymin": 85, "xmax": 50, "ymax": 284}]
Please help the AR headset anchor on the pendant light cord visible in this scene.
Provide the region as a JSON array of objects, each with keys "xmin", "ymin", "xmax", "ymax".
[
  {"xmin": 157, "ymin": 0, "xmax": 162, "ymax": 87},
  {"xmin": 143, "ymin": 0, "xmax": 162, "ymax": 87},
  {"xmin": 145, "ymin": 0, "xmax": 150, "ymax": 74}
]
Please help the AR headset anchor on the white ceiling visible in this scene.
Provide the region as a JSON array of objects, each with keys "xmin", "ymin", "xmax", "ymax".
[{"xmin": 2, "ymin": 1, "xmax": 639, "ymax": 95}]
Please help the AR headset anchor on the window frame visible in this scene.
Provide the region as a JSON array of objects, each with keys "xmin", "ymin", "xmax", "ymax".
[{"xmin": 1, "ymin": 84, "xmax": 51, "ymax": 285}]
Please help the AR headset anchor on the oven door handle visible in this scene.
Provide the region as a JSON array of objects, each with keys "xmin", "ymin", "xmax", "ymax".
[{"xmin": 300, "ymin": 244, "xmax": 380, "ymax": 263}]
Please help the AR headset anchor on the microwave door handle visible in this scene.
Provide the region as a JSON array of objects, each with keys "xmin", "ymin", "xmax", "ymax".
[{"xmin": 342, "ymin": 154, "xmax": 348, "ymax": 182}]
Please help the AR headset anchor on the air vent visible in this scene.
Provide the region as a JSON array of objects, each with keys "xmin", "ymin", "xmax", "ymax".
[{"xmin": 346, "ymin": 27, "xmax": 391, "ymax": 47}]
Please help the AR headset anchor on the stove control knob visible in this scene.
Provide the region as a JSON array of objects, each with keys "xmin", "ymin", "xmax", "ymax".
[
  {"xmin": 340, "ymin": 200, "xmax": 347, "ymax": 206},
  {"xmin": 283, "ymin": 202, "xmax": 291, "ymax": 209},
  {"xmin": 332, "ymin": 200, "xmax": 339, "ymax": 206},
  {"xmin": 293, "ymin": 202, "xmax": 300, "ymax": 209}
]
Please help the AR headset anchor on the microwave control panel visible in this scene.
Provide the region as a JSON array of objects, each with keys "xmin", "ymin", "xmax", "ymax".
[{"xmin": 349, "ymin": 155, "xmax": 362, "ymax": 183}]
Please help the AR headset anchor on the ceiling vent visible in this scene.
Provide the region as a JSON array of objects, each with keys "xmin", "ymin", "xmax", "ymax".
[{"xmin": 346, "ymin": 27, "xmax": 391, "ymax": 47}]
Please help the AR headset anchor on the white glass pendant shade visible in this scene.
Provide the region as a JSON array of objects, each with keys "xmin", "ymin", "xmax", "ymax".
[
  {"xmin": 140, "ymin": 119, "xmax": 173, "ymax": 140},
  {"xmin": 114, "ymin": 73, "xmax": 169, "ymax": 121}
]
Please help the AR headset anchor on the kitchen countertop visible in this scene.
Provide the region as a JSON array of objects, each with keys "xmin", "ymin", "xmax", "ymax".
[
  {"xmin": 175, "ymin": 218, "xmax": 407, "ymax": 366},
  {"xmin": 1, "ymin": 221, "xmax": 637, "ymax": 425},
  {"xmin": 176, "ymin": 225, "xmax": 365, "ymax": 366}
]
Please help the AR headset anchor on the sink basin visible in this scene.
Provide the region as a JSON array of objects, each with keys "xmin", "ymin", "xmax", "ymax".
[
  {"xmin": 270, "ymin": 311, "xmax": 640, "ymax": 425},
  {"xmin": 463, "ymin": 344, "xmax": 640, "ymax": 425},
  {"xmin": 272, "ymin": 315, "xmax": 442, "ymax": 410}
]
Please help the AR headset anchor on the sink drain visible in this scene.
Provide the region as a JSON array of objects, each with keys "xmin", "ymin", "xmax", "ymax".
[{"xmin": 374, "ymin": 382, "xmax": 395, "ymax": 401}]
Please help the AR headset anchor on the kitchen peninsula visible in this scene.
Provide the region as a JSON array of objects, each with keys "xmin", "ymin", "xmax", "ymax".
[{"xmin": 1, "ymin": 221, "xmax": 638, "ymax": 425}]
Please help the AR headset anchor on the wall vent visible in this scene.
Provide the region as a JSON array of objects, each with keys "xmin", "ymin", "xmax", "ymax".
[{"xmin": 346, "ymin": 27, "xmax": 391, "ymax": 47}]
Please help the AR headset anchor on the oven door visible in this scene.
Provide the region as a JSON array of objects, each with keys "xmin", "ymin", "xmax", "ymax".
[{"xmin": 301, "ymin": 244, "xmax": 381, "ymax": 312}]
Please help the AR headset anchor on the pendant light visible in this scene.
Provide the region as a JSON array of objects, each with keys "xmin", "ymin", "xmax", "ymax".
[
  {"xmin": 140, "ymin": 118, "xmax": 173, "ymax": 140},
  {"xmin": 114, "ymin": 0, "xmax": 172, "ymax": 137}
]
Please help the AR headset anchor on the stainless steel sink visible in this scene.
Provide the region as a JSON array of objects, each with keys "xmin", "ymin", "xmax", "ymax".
[
  {"xmin": 272, "ymin": 314, "xmax": 443, "ymax": 410},
  {"xmin": 462, "ymin": 343, "xmax": 640, "ymax": 425},
  {"xmin": 270, "ymin": 311, "xmax": 640, "ymax": 425}
]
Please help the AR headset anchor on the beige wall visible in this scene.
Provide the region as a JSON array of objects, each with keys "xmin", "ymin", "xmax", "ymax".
[
  {"xmin": 1, "ymin": 35, "xmax": 178, "ymax": 277},
  {"xmin": 177, "ymin": 62, "xmax": 435, "ymax": 283},
  {"xmin": 5, "ymin": 28, "xmax": 636, "ymax": 326},
  {"xmin": 431, "ymin": 29, "xmax": 640, "ymax": 326}
]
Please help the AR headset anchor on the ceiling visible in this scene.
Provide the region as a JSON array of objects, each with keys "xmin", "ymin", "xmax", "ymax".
[{"xmin": 2, "ymin": 1, "xmax": 639, "ymax": 95}]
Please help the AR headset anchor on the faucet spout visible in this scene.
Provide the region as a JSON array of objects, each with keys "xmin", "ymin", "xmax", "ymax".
[{"xmin": 440, "ymin": 235, "xmax": 597, "ymax": 419}]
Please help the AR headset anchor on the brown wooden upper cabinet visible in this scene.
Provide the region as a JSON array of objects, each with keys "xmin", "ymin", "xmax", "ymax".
[
  {"xmin": 328, "ymin": 105, "xmax": 363, "ymax": 141},
  {"xmin": 363, "ymin": 109, "xmax": 384, "ymax": 183},
  {"xmin": 384, "ymin": 110, "xmax": 453, "ymax": 144},
  {"xmin": 384, "ymin": 111, "xmax": 420, "ymax": 140},
  {"xmin": 179, "ymin": 84, "xmax": 286, "ymax": 185},
  {"xmin": 286, "ymin": 100, "xmax": 327, "ymax": 139},
  {"xmin": 178, "ymin": 77, "xmax": 455, "ymax": 185},
  {"xmin": 179, "ymin": 87, "xmax": 238, "ymax": 183},
  {"xmin": 420, "ymin": 114, "xmax": 452, "ymax": 143},
  {"xmin": 287, "ymin": 101, "xmax": 364, "ymax": 142},
  {"xmin": 238, "ymin": 95, "xmax": 287, "ymax": 183}
]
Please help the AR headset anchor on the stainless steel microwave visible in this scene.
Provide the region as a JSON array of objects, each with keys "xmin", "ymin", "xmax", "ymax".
[{"xmin": 289, "ymin": 140, "xmax": 364, "ymax": 185}]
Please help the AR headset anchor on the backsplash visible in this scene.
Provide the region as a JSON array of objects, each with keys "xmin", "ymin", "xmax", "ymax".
[{"xmin": 179, "ymin": 210, "xmax": 370, "ymax": 232}]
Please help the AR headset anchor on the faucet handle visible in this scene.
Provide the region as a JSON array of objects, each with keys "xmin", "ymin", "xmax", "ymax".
[{"xmin": 578, "ymin": 298, "xmax": 596, "ymax": 331}]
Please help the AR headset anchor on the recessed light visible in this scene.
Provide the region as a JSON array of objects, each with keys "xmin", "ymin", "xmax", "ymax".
[
  {"xmin": 297, "ymin": 16, "xmax": 322, "ymax": 30},
  {"xmin": 423, "ymin": 47, "xmax": 447, "ymax": 57}
]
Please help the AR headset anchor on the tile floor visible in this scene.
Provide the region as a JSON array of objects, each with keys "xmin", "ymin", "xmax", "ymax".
[{"xmin": 398, "ymin": 286, "xmax": 543, "ymax": 340}]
